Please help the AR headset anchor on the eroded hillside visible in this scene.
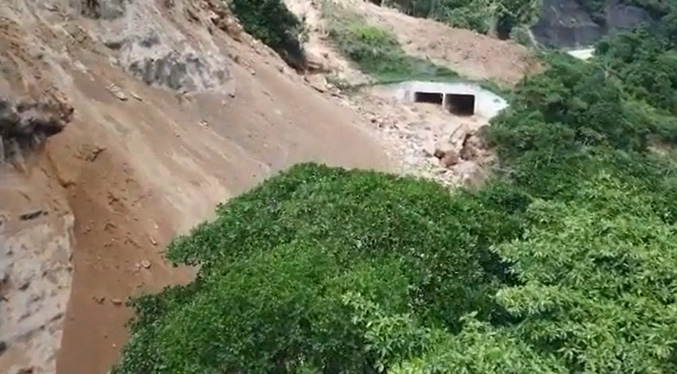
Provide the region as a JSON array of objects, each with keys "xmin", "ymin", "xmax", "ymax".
[
  {"xmin": 0, "ymin": 0, "xmax": 537, "ymax": 373},
  {"xmin": 0, "ymin": 1, "xmax": 390, "ymax": 373}
]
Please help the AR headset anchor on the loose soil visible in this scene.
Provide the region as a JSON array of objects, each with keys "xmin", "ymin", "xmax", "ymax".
[{"xmin": 0, "ymin": 1, "xmax": 536, "ymax": 373}]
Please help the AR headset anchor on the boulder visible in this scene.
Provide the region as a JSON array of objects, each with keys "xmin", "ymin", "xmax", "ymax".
[
  {"xmin": 0, "ymin": 97, "xmax": 74, "ymax": 162},
  {"xmin": 304, "ymin": 75, "xmax": 328, "ymax": 93},
  {"xmin": 305, "ymin": 51, "xmax": 330, "ymax": 73},
  {"xmin": 441, "ymin": 150, "xmax": 460, "ymax": 168}
]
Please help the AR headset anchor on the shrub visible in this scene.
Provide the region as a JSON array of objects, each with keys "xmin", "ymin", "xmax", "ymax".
[
  {"xmin": 229, "ymin": 0, "xmax": 307, "ymax": 69},
  {"xmin": 112, "ymin": 164, "xmax": 525, "ymax": 374},
  {"xmin": 509, "ymin": 25, "xmax": 534, "ymax": 47}
]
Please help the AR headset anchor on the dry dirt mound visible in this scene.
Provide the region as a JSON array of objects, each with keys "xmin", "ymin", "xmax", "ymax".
[{"xmin": 0, "ymin": 1, "xmax": 391, "ymax": 374}]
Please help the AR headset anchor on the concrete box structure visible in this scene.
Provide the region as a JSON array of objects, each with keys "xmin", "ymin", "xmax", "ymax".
[{"xmin": 382, "ymin": 81, "xmax": 508, "ymax": 119}]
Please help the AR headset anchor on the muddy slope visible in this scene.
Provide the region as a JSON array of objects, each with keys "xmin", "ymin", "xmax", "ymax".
[{"xmin": 0, "ymin": 1, "xmax": 390, "ymax": 374}]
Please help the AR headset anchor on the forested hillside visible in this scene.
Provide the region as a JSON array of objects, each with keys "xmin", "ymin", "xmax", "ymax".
[{"xmin": 110, "ymin": 5, "xmax": 677, "ymax": 374}]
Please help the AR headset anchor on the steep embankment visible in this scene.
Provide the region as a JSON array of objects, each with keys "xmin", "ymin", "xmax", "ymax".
[
  {"xmin": 0, "ymin": 1, "xmax": 391, "ymax": 374},
  {"xmin": 110, "ymin": 4, "xmax": 677, "ymax": 373},
  {"xmin": 343, "ymin": 0, "xmax": 540, "ymax": 86},
  {"xmin": 0, "ymin": 0, "xmax": 544, "ymax": 372},
  {"xmin": 285, "ymin": 0, "xmax": 539, "ymax": 86}
]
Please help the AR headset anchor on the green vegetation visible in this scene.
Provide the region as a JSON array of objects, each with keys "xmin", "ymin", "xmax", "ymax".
[
  {"xmin": 373, "ymin": 0, "xmax": 674, "ymax": 41},
  {"xmin": 112, "ymin": 9, "xmax": 677, "ymax": 374},
  {"xmin": 373, "ymin": 0, "xmax": 540, "ymax": 37},
  {"xmin": 596, "ymin": 28, "xmax": 677, "ymax": 116},
  {"xmin": 322, "ymin": 2, "xmax": 459, "ymax": 84},
  {"xmin": 321, "ymin": 3, "xmax": 512, "ymax": 94},
  {"xmin": 578, "ymin": 0, "xmax": 674, "ymax": 24},
  {"xmin": 228, "ymin": 0, "xmax": 307, "ymax": 69}
]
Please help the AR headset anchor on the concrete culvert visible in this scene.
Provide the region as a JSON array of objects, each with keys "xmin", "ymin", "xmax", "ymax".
[
  {"xmin": 414, "ymin": 92, "xmax": 443, "ymax": 105},
  {"xmin": 372, "ymin": 81, "xmax": 508, "ymax": 119},
  {"xmin": 445, "ymin": 93, "xmax": 475, "ymax": 116}
]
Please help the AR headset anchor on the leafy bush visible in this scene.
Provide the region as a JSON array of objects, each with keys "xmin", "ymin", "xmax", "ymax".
[
  {"xmin": 489, "ymin": 62, "xmax": 638, "ymax": 160},
  {"xmin": 229, "ymin": 0, "xmax": 307, "ymax": 69},
  {"xmin": 112, "ymin": 164, "xmax": 528, "ymax": 374},
  {"xmin": 509, "ymin": 25, "xmax": 534, "ymax": 47},
  {"xmin": 596, "ymin": 27, "xmax": 677, "ymax": 115},
  {"xmin": 322, "ymin": 3, "xmax": 459, "ymax": 83}
]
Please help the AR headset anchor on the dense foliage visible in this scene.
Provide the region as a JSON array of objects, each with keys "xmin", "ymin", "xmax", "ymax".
[
  {"xmin": 228, "ymin": 0, "xmax": 307, "ymax": 69},
  {"xmin": 596, "ymin": 27, "xmax": 677, "ymax": 116},
  {"xmin": 113, "ymin": 8, "xmax": 677, "ymax": 374}
]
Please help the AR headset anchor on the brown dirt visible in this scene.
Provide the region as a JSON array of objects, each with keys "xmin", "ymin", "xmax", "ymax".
[
  {"xmin": 54, "ymin": 35, "xmax": 393, "ymax": 374},
  {"xmin": 0, "ymin": 0, "xmax": 540, "ymax": 373},
  {"xmin": 52, "ymin": 45, "xmax": 390, "ymax": 374},
  {"xmin": 0, "ymin": 1, "xmax": 391, "ymax": 374},
  {"xmin": 286, "ymin": 0, "xmax": 541, "ymax": 87},
  {"xmin": 343, "ymin": 0, "xmax": 542, "ymax": 86}
]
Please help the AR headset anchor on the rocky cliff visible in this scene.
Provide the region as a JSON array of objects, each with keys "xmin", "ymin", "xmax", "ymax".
[{"xmin": 531, "ymin": 0, "xmax": 659, "ymax": 48}]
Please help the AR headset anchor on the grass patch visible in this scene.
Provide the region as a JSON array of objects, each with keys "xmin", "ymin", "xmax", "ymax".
[
  {"xmin": 322, "ymin": 2, "xmax": 459, "ymax": 84},
  {"xmin": 321, "ymin": 2, "xmax": 513, "ymax": 98}
]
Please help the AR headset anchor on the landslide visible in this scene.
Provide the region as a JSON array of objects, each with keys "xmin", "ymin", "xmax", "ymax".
[
  {"xmin": 280, "ymin": 0, "xmax": 540, "ymax": 190},
  {"xmin": 285, "ymin": 0, "xmax": 540, "ymax": 86},
  {"xmin": 342, "ymin": 0, "xmax": 540, "ymax": 86},
  {"xmin": 0, "ymin": 1, "xmax": 390, "ymax": 374},
  {"xmin": 112, "ymin": 10, "xmax": 677, "ymax": 374}
]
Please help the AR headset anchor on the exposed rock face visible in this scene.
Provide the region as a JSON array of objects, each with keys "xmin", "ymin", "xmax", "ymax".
[
  {"xmin": 0, "ymin": 97, "xmax": 74, "ymax": 163},
  {"xmin": 0, "ymin": 169, "xmax": 75, "ymax": 374},
  {"xmin": 77, "ymin": 0, "xmax": 127, "ymax": 20},
  {"xmin": 78, "ymin": 0, "xmax": 233, "ymax": 94},
  {"xmin": 531, "ymin": 0, "xmax": 656, "ymax": 48}
]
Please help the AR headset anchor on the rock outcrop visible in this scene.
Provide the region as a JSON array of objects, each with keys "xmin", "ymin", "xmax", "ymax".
[
  {"xmin": 0, "ymin": 97, "xmax": 74, "ymax": 163},
  {"xmin": 531, "ymin": 0, "xmax": 658, "ymax": 48},
  {"xmin": 76, "ymin": 0, "xmax": 234, "ymax": 94},
  {"xmin": 0, "ymin": 182, "xmax": 75, "ymax": 374},
  {"xmin": 0, "ymin": 96, "xmax": 75, "ymax": 374}
]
